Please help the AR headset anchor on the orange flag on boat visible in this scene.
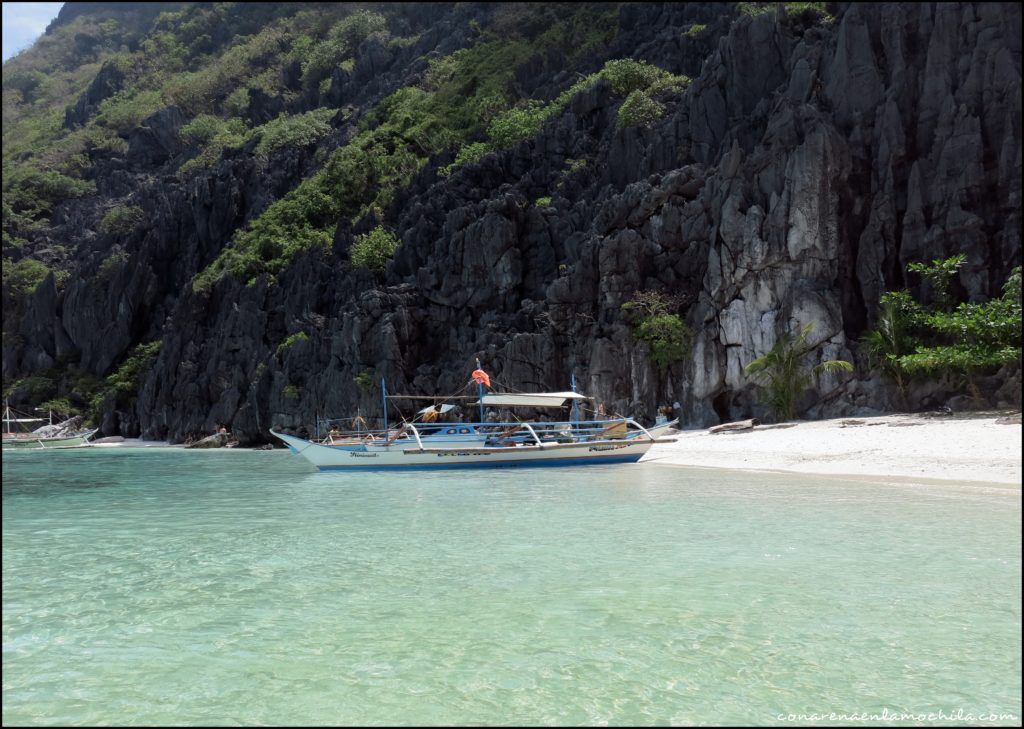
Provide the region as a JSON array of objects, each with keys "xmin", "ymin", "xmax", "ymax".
[{"xmin": 471, "ymin": 368, "xmax": 491, "ymax": 387}]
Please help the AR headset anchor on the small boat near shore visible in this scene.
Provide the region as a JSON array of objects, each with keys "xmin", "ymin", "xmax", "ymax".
[
  {"xmin": 2, "ymin": 402, "xmax": 97, "ymax": 450},
  {"xmin": 272, "ymin": 365, "xmax": 677, "ymax": 470},
  {"xmin": 2, "ymin": 431, "xmax": 97, "ymax": 449}
]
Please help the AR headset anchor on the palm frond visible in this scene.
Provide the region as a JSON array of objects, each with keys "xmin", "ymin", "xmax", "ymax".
[
  {"xmin": 743, "ymin": 354, "xmax": 772, "ymax": 378},
  {"xmin": 743, "ymin": 320, "xmax": 852, "ymax": 421},
  {"xmin": 813, "ymin": 359, "xmax": 854, "ymax": 375}
]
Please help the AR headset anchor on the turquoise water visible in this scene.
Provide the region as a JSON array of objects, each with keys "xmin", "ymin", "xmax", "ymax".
[{"xmin": 2, "ymin": 449, "xmax": 1021, "ymax": 726}]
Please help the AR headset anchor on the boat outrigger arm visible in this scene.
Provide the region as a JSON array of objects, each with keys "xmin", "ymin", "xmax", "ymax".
[{"xmin": 396, "ymin": 418, "xmax": 671, "ymax": 455}]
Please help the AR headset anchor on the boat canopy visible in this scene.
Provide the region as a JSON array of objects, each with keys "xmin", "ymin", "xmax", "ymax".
[
  {"xmin": 474, "ymin": 392, "xmax": 591, "ymax": 408},
  {"xmin": 3, "ymin": 417, "xmax": 46, "ymax": 422}
]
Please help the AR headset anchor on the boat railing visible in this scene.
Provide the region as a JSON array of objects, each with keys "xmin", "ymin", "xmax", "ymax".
[
  {"xmin": 312, "ymin": 425, "xmax": 483, "ymax": 445},
  {"xmin": 311, "ymin": 418, "xmax": 671, "ymax": 448},
  {"xmin": 469, "ymin": 419, "xmax": 662, "ymax": 443},
  {"xmin": 624, "ymin": 418, "xmax": 657, "ymax": 442},
  {"xmin": 313, "ymin": 428, "xmax": 390, "ymax": 446},
  {"xmin": 317, "ymin": 417, "xmax": 663, "ymax": 446}
]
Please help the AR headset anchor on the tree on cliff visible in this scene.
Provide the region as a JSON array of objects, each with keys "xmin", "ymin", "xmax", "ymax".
[
  {"xmin": 621, "ymin": 291, "xmax": 692, "ymax": 374},
  {"xmin": 744, "ymin": 323, "xmax": 853, "ymax": 422},
  {"xmin": 866, "ymin": 257, "xmax": 1022, "ymax": 399}
]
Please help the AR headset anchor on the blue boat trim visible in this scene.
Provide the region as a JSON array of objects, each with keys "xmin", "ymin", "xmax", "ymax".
[{"xmin": 315, "ymin": 454, "xmax": 642, "ymax": 471}]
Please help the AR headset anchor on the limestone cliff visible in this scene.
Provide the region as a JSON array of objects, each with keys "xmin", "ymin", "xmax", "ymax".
[{"xmin": 3, "ymin": 2, "xmax": 1020, "ymax": 442}]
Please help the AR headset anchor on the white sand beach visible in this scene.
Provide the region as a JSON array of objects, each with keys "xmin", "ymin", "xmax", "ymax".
[{"xmin": 644, "ymin": 412, "xmax": 1023, "ymax": 485}]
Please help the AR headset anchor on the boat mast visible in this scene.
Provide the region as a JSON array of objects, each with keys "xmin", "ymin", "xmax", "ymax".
[
  {"xmin": 570, "ymin": 372, "xmax": 581, "ymax": 424},
  {"xmin": 476, "ymin": 358, "xmax": 485, "ymax": 423},
  {"xmin": 381, "ymin": 376, "xmax": 389, "ymax": 433}
]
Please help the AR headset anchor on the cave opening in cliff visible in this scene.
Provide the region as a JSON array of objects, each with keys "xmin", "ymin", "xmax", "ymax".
[{"xmin": 712, "ymin": 390, "xmax": 732, "ymax": 424}]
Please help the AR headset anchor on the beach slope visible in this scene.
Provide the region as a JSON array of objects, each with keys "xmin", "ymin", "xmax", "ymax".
[{"xmin": 645, "ymin": 412, "xmax": 1022, "ymax": 485}]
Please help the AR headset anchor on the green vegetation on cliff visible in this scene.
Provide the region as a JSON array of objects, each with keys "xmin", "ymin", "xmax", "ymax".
[
  {"xmin": 4, "ymin": 2, "xmax": 691, "ymax": 299},
  {"xmin": 189, "ymin": 7, "xmax": 696, "ymax": 293},
  {"xmin": 2, "ymin": 257, "xmax": 53, "ymax": 300},
  {"xmin": 350, "ymin": 226, "xmax": 399, "ymax": 274},
  {"xmin": 3, "ymin": 5, "xmax": 365, "ymax": 238},
  {"xmin": 276, "ymin": 331, "xmax": 309, "ymax": 355},
  {"xmin": 866, "ymin": 257, "xmax": 1022, "ymax": 393},
  {"xmin": 744, "ymin": 323, "xmax": 853, "ymax": 422},
  {"xmin": 622, "ymin": 291, "xmax": 692, "ymax": 373},
  {"xmin": 100, "ymin": 205, "xmax": 145, "ymax": 235},
  {"xmin": 89, "ymin": 340, "xmax": 163, "ymax": 421}
]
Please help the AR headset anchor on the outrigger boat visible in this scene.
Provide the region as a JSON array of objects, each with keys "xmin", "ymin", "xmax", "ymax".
[
  {"xmin": 271, "ymin": 365, "xmax": 677, "ymax": 470},
  {"xmin": 2, "ymin": 402, "xmax": 97, "ymax": 450}
]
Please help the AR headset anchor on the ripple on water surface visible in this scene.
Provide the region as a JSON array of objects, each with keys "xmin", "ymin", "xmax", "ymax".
[{"xmin": 3, "ymin": 449, "xmax": 1021, "ymax": 725}]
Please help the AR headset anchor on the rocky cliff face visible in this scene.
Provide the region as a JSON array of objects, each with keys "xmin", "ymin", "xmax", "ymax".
[{"xmin": 4, "ymin": 2, "xmax": 1021, "ymax": 442}]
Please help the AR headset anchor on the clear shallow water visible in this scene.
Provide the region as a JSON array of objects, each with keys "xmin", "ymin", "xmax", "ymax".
[{"xmin": 2, "ymin": 449, "xmax": 1020, "ymax": 726}]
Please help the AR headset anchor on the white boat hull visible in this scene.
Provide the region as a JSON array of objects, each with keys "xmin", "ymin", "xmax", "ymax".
[
  {"xmin": 2, "ymin": 429, "xmax": 97, "ymax": 450},
  {"xmin": 271, "ymin": 424, "xmax": 675, "ymax": 470}
]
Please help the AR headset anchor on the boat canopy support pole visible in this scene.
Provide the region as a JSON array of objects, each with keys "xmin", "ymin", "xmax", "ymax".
[
  {"xmin": 381, "ymin": 377, "xmax": 388, "ymax": 434},
  {"xmin": 570, "ymin": 373, "xmax": 580, "ymax": 425}
]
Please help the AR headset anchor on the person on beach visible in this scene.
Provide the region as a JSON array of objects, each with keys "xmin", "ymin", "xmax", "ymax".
[{"xmin": 656, "ymin": 405, "xmax": 673, "ymax": 425}]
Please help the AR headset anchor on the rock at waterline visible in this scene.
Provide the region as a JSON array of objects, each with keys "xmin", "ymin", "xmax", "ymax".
[
  {"xmin": 91, "ymin": 435, "xmax": 125, "ymax": 444},
  {"xmin": 185, "ymin": 433, "xmax": 232, "ymax": 449}
]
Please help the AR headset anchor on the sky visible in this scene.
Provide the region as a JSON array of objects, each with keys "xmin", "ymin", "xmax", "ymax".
[{"xmin": 3, "ymin": 2, "xmax": 64, "ymax": 62}]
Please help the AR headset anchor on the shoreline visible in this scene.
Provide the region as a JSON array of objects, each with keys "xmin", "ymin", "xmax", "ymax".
[
  {"xmin": 13, "ymin": 413, "xmax": 1022, "ymax": 487},
  {"xmin": 644, "ymin": 411, "xmax": 1023, "ymax": 486}
]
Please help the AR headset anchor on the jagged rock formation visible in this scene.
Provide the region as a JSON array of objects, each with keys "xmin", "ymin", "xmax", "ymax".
[{"xmin": 3, "ymin": 2, "xmax": 1021, "ymax": 443}]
